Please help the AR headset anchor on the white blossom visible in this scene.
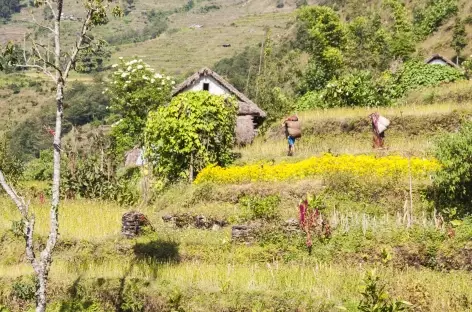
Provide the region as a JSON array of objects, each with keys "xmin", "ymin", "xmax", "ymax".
[
  {"xmin": 137, "ymin": 65, "xmax": 144, "ymax": 70},
  {"xmin": 121, "ymin": 72, "xmax": 129, "ymax": 78},
  {"xmin": 143, "ymin": 75, "xmax": 149, "ymax": 80},
  {"xmin": 171, "ymin": 81, "xmax": 175, "ymax": 85},
  {"xmin": 127, "ymin": 66, "xmax": 132, "ymax": 71},
  {"xmin": 154, "ymin": 73, "xmax": 163, "ymax": 79},
  {"xmin": 161, "ymin": 80, "xmax": 166, "ymax": 85},
  {"xmin": 119, "ymin": 56, "xmax": 123, "ymax": 60},
  {"xmin": 151, "ymin": 79, "xmax": 155, "ymax": 83},
  {"xmin": 111, "ymin": 64, "xmax": 118, "ymax": 68}
]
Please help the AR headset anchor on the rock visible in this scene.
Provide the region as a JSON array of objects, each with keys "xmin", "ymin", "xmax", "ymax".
[
  {"xmin": 231, "ymin": 225, "xmax": 254, "ymax": 242},
  {"xmin": 284, "ymin": 218, "xmax": 300, "ymax": 232},
  {"xmin": 122, "ymin": 211, "xmax": 151, "ymax": 238},
  {"xmin": 162, "ymin": 213, "xmax": 228, "ymax": 230}
]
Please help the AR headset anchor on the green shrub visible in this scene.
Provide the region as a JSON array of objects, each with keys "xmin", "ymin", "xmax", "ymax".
[
  {"xmin": 239, "ymin": 195, "xmax": 281, "ymax": 221},
  {"xmin": 395, "ymin": 61, "xmax": 465, "ymax": 95},
  {"xmin": 23, "ymin": 149, "xmax": 53, "ymax": 181},
  {"xmin": 322, "ymin": 70, "xmax": 393, "ymax": 108},
  {"xmin": 11, "ymin": 276, "xmax": 36, "ymax": 301},
  {"xmin": 296, "ymin": 91, "xmax": 326, "ymax": 110},
  {"xmin": 432, "ymin": 122, "xmax": 472, "ymax": 217},
  {"xmin": 358, "ymin": 271, "xmax": 412, "ymax": 312},
  {"xmin": 414, "ymin": 0, "xmax": 458, "ymax": 38},
  {"xmin": 0, "ymin": 130, "xmax": 23, "ymax": 185}
]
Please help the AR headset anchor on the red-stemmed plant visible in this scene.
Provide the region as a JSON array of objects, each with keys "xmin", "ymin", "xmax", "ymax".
[{"xmin": 298, "ymin": 194, "xmax": 331, "ymax": 253}]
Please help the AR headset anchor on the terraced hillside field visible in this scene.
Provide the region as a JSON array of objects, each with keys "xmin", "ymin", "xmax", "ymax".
[{"xmin": 1, "ymin": 91, "xmax": 472, "ymax": 310}]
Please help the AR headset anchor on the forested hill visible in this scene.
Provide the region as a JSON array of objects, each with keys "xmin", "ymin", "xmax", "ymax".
[{"xmin": 1, "ymin": 0, "xmax": 472, "ymax": 76}]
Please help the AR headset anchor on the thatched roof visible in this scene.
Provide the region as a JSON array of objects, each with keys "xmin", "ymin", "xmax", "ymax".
[
  {"xmin": 172, "ymin": 67, "xmax": 267, "ymax": 118},
  {"xmin": 425, "ymin": 54, "xmax": 459, "ymax": 68}
]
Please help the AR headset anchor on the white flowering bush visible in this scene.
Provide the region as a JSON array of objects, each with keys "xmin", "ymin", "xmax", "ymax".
[{"xmin": 106, "ymin": 57, "xmax": 175, "ymax": 156}]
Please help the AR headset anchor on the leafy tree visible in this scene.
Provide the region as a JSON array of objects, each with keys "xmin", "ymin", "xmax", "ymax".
[
  {"xmin": 0, "ymin": 1, "xmax": 123, "ymax": 310},
  {"xmin": 106, "ymin": 58, "xmax": 174, "ymax": 157},
  {"xmin": 451, "ymin": 17, "xmax": 467, "ymax": 64},
  {"xmin": 64, "ymin": 81, "xmax": 110, "ymax": 126},
  {"xmin": 296, "ymin": 6, "xmax": 347, "ymax": 93},
  {"xmin": 74, "ymin": 39, "xmax": 111, "ymax": 73},
  {"xmin": 358, "ymin": 270, "xmax": 411, "ymax": 312},
  {"xmin": 414, "ymin": 0, "xmax": 458, "ymax": 39},
  {"xmin": 254, "ymin": 35, "xmax": 297, "ymax": 123},
  {"xmin": 213, "ymin": 46, "xmax": 260, "ymax": 96},
  {"xmin": 145, "ymin": 91, "xmax": 237, "ymax": 183},
  {"xmin": 383, "ymin": 0, "xmax": 415, "ymax": 60},
  {"xmin": 345, "ymin": 15, "xmax": 392, "ymax": 72},
  {"xmin": 323, "ymin": 70, "xmax": 393, "ymax": 108},
  {"xmin": 296, "ymin": 6, "xmax": 346, "ymax": 54},
  {"xmin": 433, "ymin": 122, "xmax": 472, "ymax": 217},
  {"xmin": 0, "ymin": 0, "xmax": 20, "ymax": 21},
  {"xmin": 23, "ymin": 150, "xmax": 53, "ymax": 181}
]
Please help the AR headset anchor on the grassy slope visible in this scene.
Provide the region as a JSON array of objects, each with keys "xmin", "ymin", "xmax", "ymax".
[{"xmin": 2, "ymin": 89, "xmax": 472, "ymax": 309}]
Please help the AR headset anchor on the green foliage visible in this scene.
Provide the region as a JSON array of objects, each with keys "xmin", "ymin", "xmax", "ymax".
[
  {"xmin": 23, "ymin": 149, "xmax": 53, "ymax": 181},
  {"xmin": 451, "ymin": 17, "xmax": 467, "ymax": 60},
  {"xmin": 462, "ymin": 55, "xmax": 472, "ymax": 79},
  {"xmin": 75, "ymin": 39, "xmax": 111, "ymax": 73},
  {"xmin": 0, "ymin": 0, "xmax": 20, "ymax": 21},
  {"xmin": 358, "ymin": 271, "xmax": 411, "ymax": 312},
  {"xmin": 323, "ymin": 70, "xmax": 393, "ymax": 108},
  {"xmin": 64, "ymin": 81, "xmax": 110, "ymax": 126},
  {"xmin": 394, "ymin": 61, "xmax": 464, "ymax": 95},
  {"xmin": 254, "ymin": 35, "xmax": 298, "ymax": 123},
  {"xmin": 0, "ymin": 130, "xmax": 23, "ymax": 185},
  {"xmin": 11, "ymin": 276, "xmax": 36, "ymax": 301},
  {"xmin": 9, "ymin": 80, "xmax": 110, "ymax": 160},
  {"xmin": 62, "ymin": 154, "xmax": 139, "ymax": 205},
  {"xmin": 433, "ymin": 122, "xmax": 472, "ymax": 217},
  {"xmin": 383, "ymin": 0, "xmax": 415, "ymax": 60},
  {"xmin": 295, "ymin": 91, "xmax": 325, "ymax": 110},
  {"xmin": 121, "ymin": 280, "xmax": 145, "ymax": 312},
  {"xmin": 414, "ymin": 0, "xmax": 458, "ymax": 38},
  {"xmin": 296, "ymin": 6, "xmax": 346, "ymax": 93},
  {"xmin": 213, "ymin": 46, "xmax": 259, "ymax": 95},
  {"xmin": 145, "ymin": 91, "xmax": 237, "ymax": 182},
  {"xmin": 106, "ymin": 58, "xmax": 173, "ymax": 157},
  {"xmin": 239, "ymin": 195, "xmax": 281, "ymax": 221},
  {"xmin": 296, "ymin": 6, "xmax": 346, "ymax": 55},
  {"xmin": 345, "ymin": 15, "xmax": 392, "ymax": 72}
]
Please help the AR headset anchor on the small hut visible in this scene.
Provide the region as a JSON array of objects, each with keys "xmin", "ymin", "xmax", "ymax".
[
  {"xmin": 172, "ymin": 68, "xmax": 267, "ymax": 145},
  {"xmin": 425, "ymin": 54, "xmax": 459, "ymax": 68}
]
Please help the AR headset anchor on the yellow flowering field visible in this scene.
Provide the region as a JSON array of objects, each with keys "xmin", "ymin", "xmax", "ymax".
[{"xmin": 194, "ymin": 154, "xmax": 441, "ymax": 185}]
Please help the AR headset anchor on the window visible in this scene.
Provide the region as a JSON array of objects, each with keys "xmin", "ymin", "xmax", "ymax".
[{"xmin": 203, "ymin": 83, "xmax": 210, "ymax": 91}]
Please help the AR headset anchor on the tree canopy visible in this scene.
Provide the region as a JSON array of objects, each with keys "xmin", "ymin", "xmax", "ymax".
[{"xmin": 145, "ymin": 91, "xmax": 237, "ymax": 182}]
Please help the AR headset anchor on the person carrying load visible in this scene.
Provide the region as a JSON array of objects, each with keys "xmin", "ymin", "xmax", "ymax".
[
  {"xmin": 369, "ymin": 112, "xmax": 390, "ymax": 149},
  {"xmin": 283, "ymin": 115, "xmax": 302, "ymax": 156}
]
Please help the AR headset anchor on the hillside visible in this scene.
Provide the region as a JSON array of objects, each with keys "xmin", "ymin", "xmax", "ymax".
[
  {"xmin": 1, "ymin": 0, "xmax": 472, "ymax": 76},
  {"xmin": 2, "ymin": 1, "xmax": 472, "ymax": 311},
  {"xmin": 2, "ymin": 97, "xmax": 472, "ymax": 310}
]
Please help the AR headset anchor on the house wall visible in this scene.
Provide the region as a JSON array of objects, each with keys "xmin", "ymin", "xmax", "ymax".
[
  {"xmin": 182, "ymin": 76, "xmax": 230, "ymax": 96},
  {"xmin": 428, "ymin": 59, "xmax": 448, "ymax": 66}
]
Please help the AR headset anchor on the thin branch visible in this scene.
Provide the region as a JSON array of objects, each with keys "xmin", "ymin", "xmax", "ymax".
[
  {"xmin": 63, "ymin": 9, "xmax": 93, "ymax": 79},
  {"xmin": 45, "ymin": 0, "xmax": 57, "ymax": 20},
  {"xmin": 30, "ymin": 14, "xmax": 55, "ymax": 33},
  {"xmin": 15, "ymin": 64, "xmax": 56, "ymax": 81},
  {"xmin": 32, "ymin": 40, "xmax": 63, "ymax": 74},
  {"xmin": 0, "ymin": 170, "xmax": 28, "ymax": 217}
]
